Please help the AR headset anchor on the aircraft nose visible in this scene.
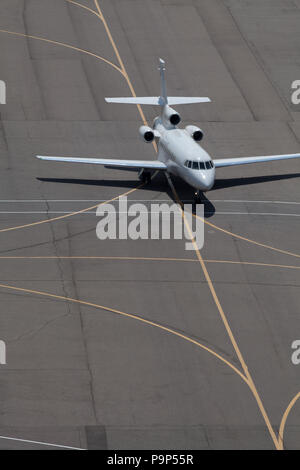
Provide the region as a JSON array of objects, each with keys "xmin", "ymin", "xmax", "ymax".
[{"xmin": 200, "ymin": 171, "xmax": 214, "ymax": 191}]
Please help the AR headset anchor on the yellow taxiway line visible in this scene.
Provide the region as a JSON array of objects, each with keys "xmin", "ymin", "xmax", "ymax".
[
  {"xmin": 0, "ymin": 0, "xmax": 298, "ymax": 449},
  {"xmin": 278, "ymin": 392, "xmax": 300, "ymax": 449},
  {"xmin": 0, "ymin": 255, "xmax": 299, "ymax": 271},
  {"xmin": 166, "ymin": 175, "xmax": 281, "ymax": 449},
  {"xmin": 0, "ymin": 282, "xmax": 247, "ymax": 383}
]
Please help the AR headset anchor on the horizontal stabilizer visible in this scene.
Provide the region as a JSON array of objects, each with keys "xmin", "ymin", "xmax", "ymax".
[
  {"xmin": 105, "ymin": 96, "xmax": 211, "ymax": 105},
  {"xmin": 167, "ymin": 97, "xmax": 211, "ymax": 105}
]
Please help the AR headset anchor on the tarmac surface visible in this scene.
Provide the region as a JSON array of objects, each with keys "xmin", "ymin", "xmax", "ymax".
[{"xmin": 0, "ymin": 0, "xmax": 299, "ymax": 450}]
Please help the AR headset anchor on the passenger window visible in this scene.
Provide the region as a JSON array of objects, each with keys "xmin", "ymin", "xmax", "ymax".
[
  {"xmin": 199, "ymin": 162, "xmax": 205, "ymax": 170},
  {"xmin": 192, "ymin": 161, "xmax": 199, "ymax": 170}
]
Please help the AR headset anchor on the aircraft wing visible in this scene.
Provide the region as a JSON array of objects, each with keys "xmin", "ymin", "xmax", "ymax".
[
  {"xmin": 213, "ymin": 153, "xmax": 300, "ymax": 168},
  {"xmin": 36, "ymin": 155, "xmax": 167, "ymax": 171}
]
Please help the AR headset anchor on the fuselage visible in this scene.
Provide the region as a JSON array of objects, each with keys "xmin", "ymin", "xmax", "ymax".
[{"xmin": 153, "ymin": 116, "xmax": 215, "ymax": 191}]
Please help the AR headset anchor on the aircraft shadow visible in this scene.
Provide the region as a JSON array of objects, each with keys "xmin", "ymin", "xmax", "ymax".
[
  {"xmin": 163, "ymin": 176, "xmax": 216, "ymax": 218},
  {"xmin": 37, "ymin": 174, "xmax": 168, "ymax": 193},
  {"xmin": 37, "ymin": 172, "xmax": 300, "ymax": 219},
  {"xmin": 38, "ymin": 177, "xmax": 141, "ymax": 189},
  {"xmin": 37, "ymin": 175, "xmax": 216, "ymax": 217},
  {"xmin": 213, "ymin": 172, "xmax": 300, "ymax": 190}
]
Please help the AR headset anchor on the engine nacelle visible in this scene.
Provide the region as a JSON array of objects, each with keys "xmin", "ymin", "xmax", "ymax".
[
  {"xmin": 139, "ymin": 125, "xmax": 155, "ymax": 143},
  {"xmin": 185, "ymin": 125, "xmax": 204, "ymax": 142},
  {"xmin": 163, "ymin": 105, "xmax": 181, "ymax": 126}
]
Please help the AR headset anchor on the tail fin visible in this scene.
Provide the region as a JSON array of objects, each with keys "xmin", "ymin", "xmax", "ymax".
[
  {"xmin": 105, "ymin": 59, "xmax": 211, "ymax": 106},
  {"xmin": 159, "ymin": 58, "xmax": 167, "ymax": 104}
]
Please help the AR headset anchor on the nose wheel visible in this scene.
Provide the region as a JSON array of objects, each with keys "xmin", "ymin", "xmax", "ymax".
[{"xmin": 193, "ymin": 190, "xmax": 202, "ymax": 203}]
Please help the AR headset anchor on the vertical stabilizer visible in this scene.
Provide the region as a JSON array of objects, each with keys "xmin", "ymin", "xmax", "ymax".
[
  {"xmin": 105, "ymin": 58, "xmax": 211, "ymax": 106},
  {"xmin": 158, "ymin": 58, "xmax": 168, "ymax": 105}
]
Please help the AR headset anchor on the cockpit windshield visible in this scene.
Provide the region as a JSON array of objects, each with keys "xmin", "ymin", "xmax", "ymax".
[{"xmin": 184, "ymin": 160, "xmax": 214, "ymax": 170}]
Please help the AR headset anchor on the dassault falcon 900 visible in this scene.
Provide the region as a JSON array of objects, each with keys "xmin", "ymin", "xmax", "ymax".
[{"xmin": 36, "ymin": 58, "xmax": 300, "ymax": 202}]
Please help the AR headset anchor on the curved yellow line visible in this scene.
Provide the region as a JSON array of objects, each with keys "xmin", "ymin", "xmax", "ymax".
[
  {"xmin": 204, "ymin": 259, "xmax": 300, "ymax": 270},
  {"xmin": 168, "ymin": 176, "xmax": 280, "ymax": 449},
  {"xmin": 194, "ymin": 214, "xmax": 300, "ymax": 259},
  {"xmin": 65, "ymin": 0, "xmax": 103, "ymax": 20},
  {"xmin": 0, "ymin": 0, "xmax": 291, "ymax": 450},
  {"xmin": 93, "ymin": 0, "xmax": 149, "ymax": 130},
  {"xmin": 0, "ymin": 25, "xmax": 158, "ymax": 237},
  {"xmin": 278, "ymin": 391, "xmax": 300, "ymax": 449},
  {"xmin": 0, "ymin": 4, "xmax": 296, "ymax": 264},
  {"xmin": 0, "ymin": 22, "xmax": 155, "ymax": 234},
  {"xmin": 0, "ymin": 184, "xmax": 142, "ymax": 233},
  {"xmin": 0, "ymin": 29, "xmax": 123, "ymax": 75},
  {"xmin": 0, "ymin": 255, "xmax": 299, "ymax": 271},
  {"xmin": 0, "ymin": 282, "xmax": 247, "ymax": 384},
  {"xmin": 93, "ymin": 0, "xmax": 297, "ymax": 264}
]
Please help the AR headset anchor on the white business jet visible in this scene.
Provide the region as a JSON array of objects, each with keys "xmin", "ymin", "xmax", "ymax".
[{"xmin": 37, "ymin": 59, "xmax": 300, "ymax": 202}]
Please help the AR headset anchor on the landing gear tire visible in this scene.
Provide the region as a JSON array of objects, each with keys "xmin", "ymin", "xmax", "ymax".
[
  {"xmin": 138, "ymin": 169, "xmax": 152, "ymax": 183},
  {"xmin": 193, "ymin": 190, "xmax": 202, "ymax": 203}
]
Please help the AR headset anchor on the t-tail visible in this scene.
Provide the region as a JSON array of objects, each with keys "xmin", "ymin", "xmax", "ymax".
[{"xmin": 105, "ymin": 58, "xmax": 211, "ymax": 106}]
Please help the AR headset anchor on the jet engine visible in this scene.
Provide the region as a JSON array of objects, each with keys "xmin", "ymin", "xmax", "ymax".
[
  {"xmin": 185, "ymin": 125, "xmax": 204, "ymax": 142},
  {"xmin": 163, "ymin": 105, "xmax": 181, "ymax": 126},
  {"xmin": 139, "ymin": 125, "xmax": 155, "ymax": 143}
]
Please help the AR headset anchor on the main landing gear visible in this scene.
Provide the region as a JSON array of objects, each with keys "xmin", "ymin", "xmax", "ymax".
[
  {"xmin": 138, "ymin": 169, "xmax": 152, "ymax": 183},
  {"xmin": 193, "ymin": 190, "xmax": 202, "ymax": 203}
]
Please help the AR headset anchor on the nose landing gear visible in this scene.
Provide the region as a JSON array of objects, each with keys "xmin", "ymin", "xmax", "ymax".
[
  {"xmin": 138, "ymin": 169, "xmax": 152, "ymax": 183},
  {"xmin": 193, "ymin": 190, "xmax": 202, "ymax": 203}
]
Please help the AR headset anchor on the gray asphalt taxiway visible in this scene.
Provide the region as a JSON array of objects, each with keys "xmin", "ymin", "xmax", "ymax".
[{"xmin": 0, "ymin": 0, "xmax": 299, "ymax": 450}]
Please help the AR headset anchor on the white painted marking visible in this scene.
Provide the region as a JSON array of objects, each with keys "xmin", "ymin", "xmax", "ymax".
[
  {"xmin": 0, "ymin": 435, "xmax": 85, "ymax": 450},
  {"xmin": 0, "ymin": 199, "xmax": 299, "ymax": 204},
  {"xmin": 0, "ymin": 200, "xmax": 171, "ymax": 202},
  {"xmin": 0, "ymin": 211, "xmax": 299, "ymax": 217},
  {"xmin": 210, "ymin": 199, "xmax": 300, "ymax": 205},
  {"xmin": 208, "ymin": 212, "xmax": 300, "ymax": 217}
]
